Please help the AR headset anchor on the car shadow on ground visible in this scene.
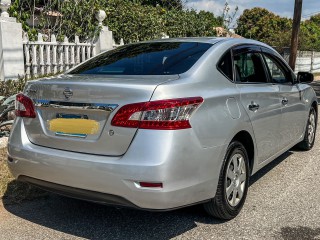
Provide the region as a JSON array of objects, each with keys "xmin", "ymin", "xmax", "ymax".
[
  {"xmin": 2, "ymin": 150, "xmax": 295, "ymax": 240},
  {"xmin": 249, "ymin": 150, "xmax": 293, "ymax": 186},
  {"xmin": 3, "ymin": 185, "xmax": 226, "ymax": 239}
]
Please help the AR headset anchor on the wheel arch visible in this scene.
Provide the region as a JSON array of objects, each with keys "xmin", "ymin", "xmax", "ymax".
[
  {"xmin": 231, "ymin": 130, "xmax": 255, "ymax": 175},
  {"xmin": 312, "ymin": 100, "xmax": 318, "ymax": 118}
]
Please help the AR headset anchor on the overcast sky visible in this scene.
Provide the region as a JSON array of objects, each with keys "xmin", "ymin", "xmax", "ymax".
[{"xmin": 186, "ymin": 0, "xmax": 320, "ymax": 27}]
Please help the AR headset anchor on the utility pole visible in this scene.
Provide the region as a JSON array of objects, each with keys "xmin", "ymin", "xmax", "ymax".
[{"xmin": 289, "ymin": 0, "xmax": 303, "ymax": 71}]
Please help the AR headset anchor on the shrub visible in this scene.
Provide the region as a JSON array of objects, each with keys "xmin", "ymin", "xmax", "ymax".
[
  {"xmin": 9, "ymin": 0, "xmax": 222, "ymax": 43},
  {"xmin": 0, "ymin": 79, "xmax": 26, "ymax": 97}
]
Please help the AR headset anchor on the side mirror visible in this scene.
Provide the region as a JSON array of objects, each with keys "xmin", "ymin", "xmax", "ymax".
[{"xmin": 297, "ymin": 72, "xmax": 314, "ymax": 83}]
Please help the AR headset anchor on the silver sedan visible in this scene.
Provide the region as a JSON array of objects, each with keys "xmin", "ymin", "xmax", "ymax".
[{"xmin": 8, "ymin": 38, "xmax": 317, "ymax": 220}]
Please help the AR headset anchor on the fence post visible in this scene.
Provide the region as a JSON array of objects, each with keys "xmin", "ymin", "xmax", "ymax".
[
  {"xmin": 51, "ymin": 34, "xmax": 58, "ymax": 74},
  {"xmin": 75, "ymin": 36, "xmax": 81, "ymax": 65},
  {"xmin": 70, "ymin": 37, "xmax": 75, "ymax": 68},
  {"xmin": 0, "ymin": 0, "xmax": 25, "ymax": 80},
  {"xmin": 31, "ymin": 41, "xmax": 38, "ymax": 78},
  {"xmin": 23, "ymin": 33, "xmax": 31, "ymax": 79},
  {"xmin": 64, "ymin": 36, "xmax": 70, "ymax": 71},
  {"xmin": 58, "ymin": 42, "xmax": 64, "ymax": 73},
  {"xmin": 95, "ymin": 10, "xmax": 114, "ymax": 54},
  {"xmin": 38, "ymin": 33, "xmax": 45, "ymax": 76},
  {"xmin": 45, "ymin": 40, "xmax": 51, "ymax": 75}
]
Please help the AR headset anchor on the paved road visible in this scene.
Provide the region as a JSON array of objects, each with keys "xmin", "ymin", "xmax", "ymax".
[{"xmin": 1, "ymin": 123, "xmax": 320, "ymax": 240}]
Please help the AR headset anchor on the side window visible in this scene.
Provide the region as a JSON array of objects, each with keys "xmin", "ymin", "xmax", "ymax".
[
  {"xmin": 262, "ymin": 54, "xmax": 290, "ymax": 84},
  {"xmin": 234, "ymin": 52, "xmax": 268, "ymax": 83},
  {"xmin": 217, "ymin": 50, "xmax": 233, "ymax": 81}
]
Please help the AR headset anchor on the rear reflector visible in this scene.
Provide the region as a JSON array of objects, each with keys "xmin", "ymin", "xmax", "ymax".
[
  {"xmin": 15, "ymin": 94, "xmax": 36, "ymax": 118},
  {"xmin": 111, "ymin": 97, "xmax": 203, "ymax": 130},
  {"xmin": 139, "ymin": 182, "xmax": 163, "ymax": 188}
]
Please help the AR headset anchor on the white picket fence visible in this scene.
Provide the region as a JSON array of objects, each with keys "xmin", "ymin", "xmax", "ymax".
[
  {"xmin": 0, "ymin": 8, "xmax": 129, "ymax": 81},
  {"xmin": 22, "ymin": 32, "xmax": 126, "ymax": 79},
  {"xmin": 23, "ymin": 33, "xmax": 97, "ymax": 79},
  {"xmin": 295, "ymin": 51, "xmax": 320, "ymax": 74},
  {"xmin": 280, "ymin": 48, "xmax": 320, "ymax": 74}
]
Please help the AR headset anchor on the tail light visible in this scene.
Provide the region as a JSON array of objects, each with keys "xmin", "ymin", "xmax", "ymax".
[
  {"xmin": 15, "ymin": 93, "xmax": 36, "ymax": 118},
  {"xmin": 111, "ymin": 97, "xmax": 203, "ymax": 130}
]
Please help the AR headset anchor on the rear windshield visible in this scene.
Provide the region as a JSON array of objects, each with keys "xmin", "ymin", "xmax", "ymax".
[{"xmin": 69, "ymin": 42, "xmax": 212, "ymax": 75}]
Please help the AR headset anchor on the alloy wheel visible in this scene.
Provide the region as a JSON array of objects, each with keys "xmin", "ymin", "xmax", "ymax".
[
  {"xmin": 308, "ymin": 110, "xmax": 316, "ymax": 145},
  {"xmin": 225, "ymin": 153, "xmax": 247, "ymax": 207}
]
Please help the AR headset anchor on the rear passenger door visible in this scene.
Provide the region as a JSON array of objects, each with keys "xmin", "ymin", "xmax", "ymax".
[
  {"xmin": 233, "ymin": 45, "xmax": 282, "ymax": 163},
  {"xmin": 261, "ymin": 48, "xmax": 306, "ymax": 149}
]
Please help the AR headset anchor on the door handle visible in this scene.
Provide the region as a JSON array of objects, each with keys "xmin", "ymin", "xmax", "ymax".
[
  {"xmin": 282, "ymin": 98, "xmax": 288, "ymax": 105},
  {"xmin": 248, "ymin": 102, "xmax": 260, "ymax": 111}
]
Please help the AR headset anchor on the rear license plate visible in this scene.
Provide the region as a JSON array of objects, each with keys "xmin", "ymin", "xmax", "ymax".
[{"xmin": 48, "ymin": 114, "xmax": 99, "ymax": 135}]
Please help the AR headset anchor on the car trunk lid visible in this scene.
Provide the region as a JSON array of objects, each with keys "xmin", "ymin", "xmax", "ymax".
[{"xmin": 23, "ymin": 74, "xmax": 178, "ymax": 156}]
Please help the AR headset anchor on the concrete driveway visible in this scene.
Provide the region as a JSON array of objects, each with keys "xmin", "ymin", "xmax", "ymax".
[{"xmin": 1, "ymin": 122, "xmax": 320, "ymax": 240}]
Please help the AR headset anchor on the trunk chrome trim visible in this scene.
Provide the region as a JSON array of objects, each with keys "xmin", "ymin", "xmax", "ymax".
[
  {"xmin": 55, "ymin": 132, "xmax": 88, "ymax": 138},
  {"xmin": 33, "ymin": 100, "xmax": 118, "ymax": 112}
]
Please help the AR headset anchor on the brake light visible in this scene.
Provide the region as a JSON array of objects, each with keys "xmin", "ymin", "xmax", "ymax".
[
  {"xmin": 111, "ymin": 97, "xmax": 203, "ymax": 130},
  {"xmin": 15, "ymin": 93, "xmax": 36, "ymax": 118}
]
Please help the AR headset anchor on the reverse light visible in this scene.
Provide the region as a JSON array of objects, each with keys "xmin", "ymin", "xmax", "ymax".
[
  {"xmin": 15, "ymin": 93, "xmax": 36, "ymax": 118},
  {"xmin": 111, "ymin": 97, "xmax": 203, "ymax": 130}
]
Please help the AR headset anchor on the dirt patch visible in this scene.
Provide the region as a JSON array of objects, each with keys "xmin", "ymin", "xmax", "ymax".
[
  {"xmin": 0, "ymin": 143, "xmax": 10, "ymax": 198},
  {"xmin": 0, "ymin": 138, "xmax": 7, "ymax": 146}
]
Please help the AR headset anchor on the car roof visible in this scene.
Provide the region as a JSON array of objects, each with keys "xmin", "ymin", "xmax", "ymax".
[
  {"xmin": 146, "ymin": 37, "xmax": 226, "ymax": 44},
  {"xmin": 142, "ymin": 37, "xmax": 272, "ymax": 48}
]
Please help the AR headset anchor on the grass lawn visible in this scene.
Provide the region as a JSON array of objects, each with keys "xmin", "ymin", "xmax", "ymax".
[{"xmin": 0, "ymin": 142, "xmax": 47, "ymax": 204}]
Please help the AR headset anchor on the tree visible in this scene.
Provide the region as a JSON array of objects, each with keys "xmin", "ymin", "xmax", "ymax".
[
  {"xmin": 9, "ymin": 0, "xmax": 40, "ymax": 40},
  {"xmin": 309, "ymin": 13, "xmax": 320, "ymax": 26},
  {"xmin": 222, "ymin": 2, "xmax": 238, "ymax": 29},
  {"xmin": 236, "ymin": 7, "xmax": 320, "ymax": 51},
  {"xmin": 104, "ymin": 0, "xmax": 165, "ymax": 43},
  {"xmin": 40, "ymin": 0, "xmax": 105, "ymax": 41},
  {"xmin": 236, "ymin": 8, "xmax": 292, "ymax": 48},
  {"xmin": 299, "ymin": 21, "xmax": 320, "ymax": 51},
  {"xmin": 8, "ymin": 0, "xmax": 222, "ymax": 43},
  {"xmin": 9, "ymin": 0, "xmax": 105, "ymax": 41},
  {"xmin": 105, "ymin": 0, "xmax": 221, "ymax": 43},
  {"xmin": 301, "ymin": 13, "xmax": 320, "ymax": 51}
]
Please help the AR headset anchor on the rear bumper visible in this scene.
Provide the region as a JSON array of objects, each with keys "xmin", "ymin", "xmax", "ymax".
[
  {"xmin": 8, "ymin": 118, "xmax": 226, "ymax": 210},
  {"xmin": 17, "ymin": 175, "xmax": 138, "ymax": 208},
  {"xmin": 17, "ymin": 176, "xmax": 209, "ymax": 211}
]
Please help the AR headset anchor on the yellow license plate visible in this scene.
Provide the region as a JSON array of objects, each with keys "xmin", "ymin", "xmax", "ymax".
[{"xmin": 48, "ymin": 118, "xmax": 100, "ymax": 135}]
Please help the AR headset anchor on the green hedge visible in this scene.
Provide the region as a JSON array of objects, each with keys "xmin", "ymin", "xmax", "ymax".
[
  {"xmin": 8, "ymin": 0, "xmax": 222, "ymax": 43},
  {"xmin": 105, "ymin": 0, "xmax": 222, "ymax": 43},
  {"xmin": 0, "ymin": 79, "xmax": 26, "ymax": 97}
]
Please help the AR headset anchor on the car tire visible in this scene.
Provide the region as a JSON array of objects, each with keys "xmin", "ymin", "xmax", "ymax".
[
  {"xmin": 203, "ymin": 141, "xmax": 250, "ymax": 220},
  {"xmin": 297, "ymin": 107, "xmax": 317, "ymax": 150}
]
